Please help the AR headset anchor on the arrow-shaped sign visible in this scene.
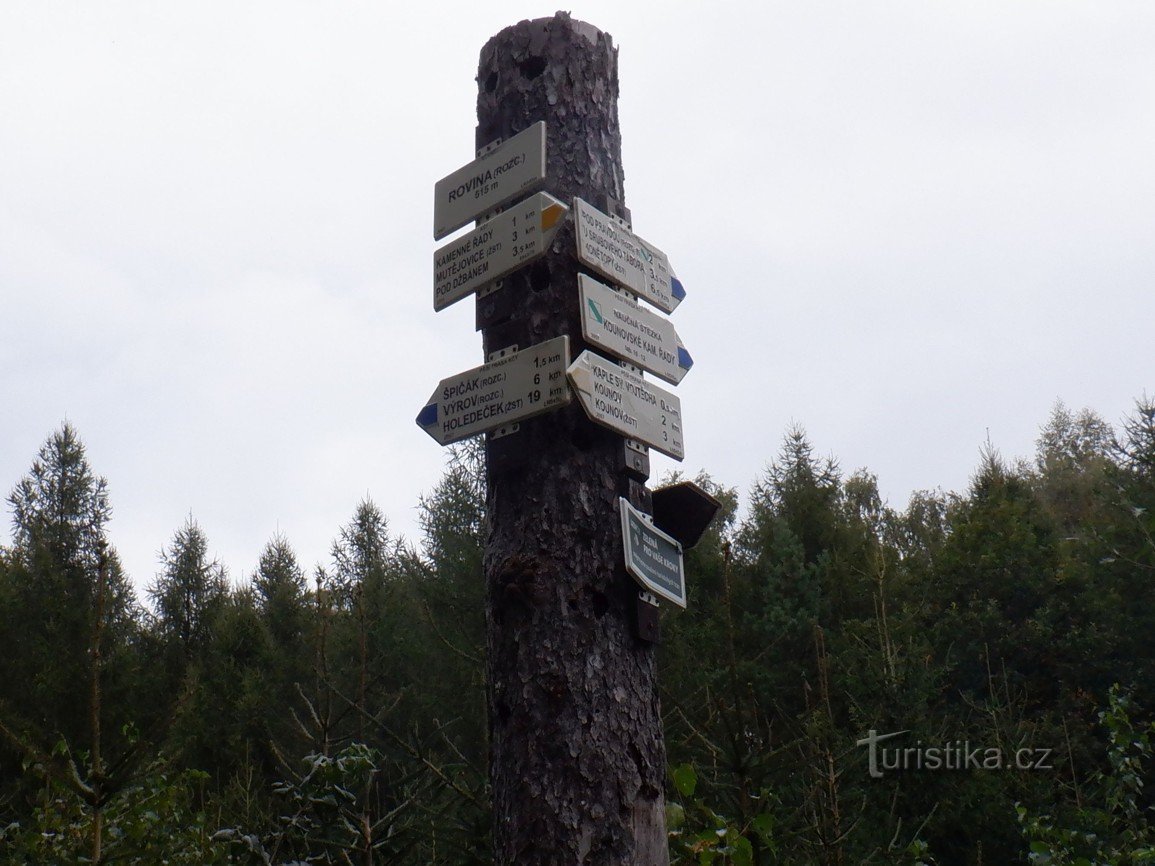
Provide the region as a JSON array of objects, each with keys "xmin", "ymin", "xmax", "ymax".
[
  {"xmin": 416, "ymin": 336, "xmax": 570, "ymax": 446},
  {"xmin": 433, "ymin": 121, "xmax": 547, "ymax": 240},
  {"xmin": 433, "ymin": 193, "xmax": 568, "ymax": 312},
  {"xmin": 566, "ymin": 349, "xmax": 684, "ymax": 461},
  {"xmin": 579, "ymin": 273, "xmax": 693, "ymax": 385},
  {"xmin": 574, "ymin": 197, "xmax": 685, "ymax": 314}
]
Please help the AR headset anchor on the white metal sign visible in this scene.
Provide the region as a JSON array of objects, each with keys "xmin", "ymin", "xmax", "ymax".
[
  {"xmin": 579, "ymin": 274, "xmax": 693, "ymax": 385},
  {"xmin": 566, "ymin": 350, "xmax": 684, "ymax": 461},
  {"xmin": 620, "ymin": 497, "xmax": 686, "ymax": 608},
  {"xmin": 416, "ymin": 336, "xmax": 570, "ymax": 445},
  {"xmin": 433, "ymin": 193, "xmax": 568, "ymax": 312},
  {"xmin": 433, "ymin": 121, "xmax": 547, "ymax": 240},
  {"xmin": 573, "ymin": 197, "xmax": 685, "ymax": 314}
]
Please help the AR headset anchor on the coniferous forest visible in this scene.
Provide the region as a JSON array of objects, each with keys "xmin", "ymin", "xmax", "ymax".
[{"xmin": 1, "ymin": 397, "xmax": 1154, "ymax": 865}]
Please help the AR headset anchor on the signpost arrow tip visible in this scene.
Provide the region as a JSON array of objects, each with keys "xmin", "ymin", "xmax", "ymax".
[
  {"xmin": 671, "ymin": 275, "xmax": 686, "ymax": 302},
  {"xmin": 677, "ymin": 346, "xmax": 693, "ymax": 371},
  {"xmin": 416, "ymin": 403, "xmax": 438, "ymax": 428},
  {"xmin": 542, "ymin": 201, "xmax": 567, "ymax": 231}
]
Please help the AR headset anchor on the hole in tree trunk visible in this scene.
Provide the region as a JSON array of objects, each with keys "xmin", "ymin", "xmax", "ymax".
[
  {"xmin": 518, "ymin": 56, "xmax": 547, "ymax": 79},
  {"xmin": 529, "ymin": 260, "xmax": 551, "ymax": 292},
  {"xmin": 588, "ymin": 589, "xmax": 610, "ymax": 619},
  {"xmin": 572, "ymin": 421, "xmax": 597, "ymax": 452}
]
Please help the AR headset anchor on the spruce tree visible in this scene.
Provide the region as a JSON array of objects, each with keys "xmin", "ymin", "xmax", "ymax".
[
  {"xmin": 0, "ymin": 424, "xmax": 145, "ymax": 862},
  {"xmin": 1, "ymin": 423, "xmax": 137, "ymax": 745},
  {"xmin": 329, "ymin": 498, "xmax": 401, "ymax": 741},
  {"xmin": 148, "ymin": 516, "xmax": 227, "ymax": 666},
  {"xmin": 252, "ymin": 534, "xmax": 310, "ymax": 752}
]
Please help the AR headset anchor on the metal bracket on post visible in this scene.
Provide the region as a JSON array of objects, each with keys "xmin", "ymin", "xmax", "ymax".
[
  {"xmin": 487, "ymin": 424, "xmax": 527, "ymax": 474},
  {"xmin": 478, "ymin": 278, "xmax": 503, "ymax": 300},
  {"xmin": 626, "ymin": 478, "xmax": 652, "ymax": 514},
  {"xmin": 619, "ymin": 438, "xmax": 650, "ymax": 480},
  {"xmin": 486, "ymin": 345, "xmax": 521, "ymax": 443},
  {"xmin": 477, "ymin": 137, "xmax": 503, "ymax": 158},
  {"xmin": 477, "ymin": 277, "xmax": 517, "ymax": 331},
  {"xmin": 624, "ymin": 413, "xmax": 657, "ymax": 644},
  {"xmin": 602, "ymin": 195, "xmax": 632, "ymax": 230},
  {"xmin": 614, "ymin": 358, "xmax": 651, "ymax": 480},
  {"xmin": 487, "ymin": 345, "xmax": 518, "ymax": 362},
  {"xmin": 489, "ymin": 423, "xmax": 520, "ymax": 441},
  {"xmin": 620, "ymin": 352, "xmax": 656, "ymax": 642},
  {"xmin": 474, "ymin": 148, "xmax": 506, "ymax": 226},
  {"xmin": 635, "ymin": 590, "xmax": 660, "ymax": 644}
]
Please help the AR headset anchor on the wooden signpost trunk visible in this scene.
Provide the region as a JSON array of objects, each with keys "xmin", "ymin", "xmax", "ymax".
[{"xmin": 475, "ymin": 14, "xmax": 670, "ymax": 866}]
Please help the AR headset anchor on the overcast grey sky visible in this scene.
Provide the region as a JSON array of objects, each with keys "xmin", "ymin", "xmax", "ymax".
[{"xmin": 2, "ymin": 2, "xmax": 1152, "ymax": 592}]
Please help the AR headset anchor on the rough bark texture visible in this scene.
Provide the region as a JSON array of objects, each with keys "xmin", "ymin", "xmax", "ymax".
[{"xmin": 478, "ymin": 13, "xmax": 669, "ymax": 866}]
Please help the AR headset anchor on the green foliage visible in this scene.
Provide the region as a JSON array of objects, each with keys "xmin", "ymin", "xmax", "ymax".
[
  {"xmin": 331, "ymin": 497, "xmax": 396, "ymax": 610},
  {"xmin": 253, "ymin": 533, "xmax": 308, "ymax": 641},
  {"xmin": 667, "ymin": 761, "xmax": 777, "ymax": 866},
  {"xmin": 218, "ymin": 743, "xmax": 417, "ymax": 864},
  {"xmin": 1018, "ymin": 686, "xmax": 1155, "ymax": 865},
  {"xmin": 0, "ymin": 764, "xmax": 227, "ymax": 865},
  {"xmin": 1117, "ymin": 397, "xmax": 1155, "ymax": 478},
  {"xmin": 149, "ymin": 516, "xmax": 228, "ymax": 662},
  {"xmin": 8, "ymin": 422, "xmax": 113, "ymax": 571},
  {"xmin": 404, "ymin": 442, "xmax": 488, "ymax": 766},
  {"xmin": 1, "ymin": 424, "xmax": 138, "ymax": 745},
  {"xmin": 217, "ymin": 732, "xmax": 490, "ymax": 866},
  {"xmin": 418, "ymin": 440, "xmax": 485, "ymax": 578},
  {"xmin": 172, "ymin": 588, "xmax": 279, "ymax": 777},
  {"xmin": 1034, "ymin": 401, "xmax": 1115, "ymax": 537},
  {"xmin": 929, "ymin": 446, "xmax": 1062, "ymax": 703},
  {"xmin": 3, "ymin": 398, "xmax": 1155, "ymax": 864},
  {"xmin": 252, "ymin": 534, "xmax": 312, "ymax": 751}
]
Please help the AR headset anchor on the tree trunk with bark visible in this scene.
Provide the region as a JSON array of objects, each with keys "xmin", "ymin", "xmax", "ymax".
[{"xmin": 477, "ymin": 13, "xmax": 669, "ymax": 866}]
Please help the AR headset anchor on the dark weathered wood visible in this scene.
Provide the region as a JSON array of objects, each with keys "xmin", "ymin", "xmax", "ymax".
[{"xmin": 477, "ymin": 13, "xmax": 669, "ymax": 866}]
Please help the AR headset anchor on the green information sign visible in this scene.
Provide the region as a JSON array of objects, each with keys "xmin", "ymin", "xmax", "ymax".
[{"xmin": 619, "ymin": 497, "xmax": 686, "ymax": 608}]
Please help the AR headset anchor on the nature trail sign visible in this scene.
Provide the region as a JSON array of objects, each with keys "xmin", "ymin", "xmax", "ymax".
[{"xmin": 579, "ymin": 273, "xmax": 692, "ymax": 385}]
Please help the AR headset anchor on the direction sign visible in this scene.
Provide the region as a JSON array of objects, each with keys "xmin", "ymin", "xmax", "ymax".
[
  {"xmin": 416, "ymin": 336, "xmax": 570, "ymax": 445},
  {"xmin": 566, "ymin": 350, "xmax": 684, "ymax": 460},
  {"xmin": 433, "ymin": 193, "xmax": 568, "ymax": 312},
  {"xmin": 433, "ymin": 121, "xmax": 547, "ymax": 240},
  {"xmin": 620, "ymin": 497, "xmax": 686, "ymax": 608},
  {"xmin": 574, "ymin": 197, "xmax": 685, "ymax": 314},
  {"xmin": 579, "ymin": 273, "xmax": 693, "ymax": 385}
]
